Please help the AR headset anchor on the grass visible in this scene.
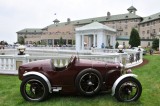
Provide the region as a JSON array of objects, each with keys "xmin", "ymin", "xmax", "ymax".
[{"xmin": 0, "ymin": 55, "xmax": 160, "ymax": 106}]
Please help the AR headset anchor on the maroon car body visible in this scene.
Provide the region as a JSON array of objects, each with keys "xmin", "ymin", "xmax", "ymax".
[{"xmin": 18, "ymin": 56, "xmax": 142, "ymax": 102}]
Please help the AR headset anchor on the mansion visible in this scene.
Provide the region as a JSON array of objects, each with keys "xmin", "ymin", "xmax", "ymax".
[{"xmin": 17, "ymin": 6, "xmax": 160, "ymax": 48}]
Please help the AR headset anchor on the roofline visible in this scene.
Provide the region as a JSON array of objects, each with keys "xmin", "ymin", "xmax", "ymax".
[{"xmin": 140, "ymin": 18, "xmax": 160, "ymax": 24}]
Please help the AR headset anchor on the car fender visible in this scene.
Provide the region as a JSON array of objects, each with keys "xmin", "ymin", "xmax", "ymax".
[
  {"xmin": 111, "ymin": 74, "xmax": 137, "ymax": 96},
  {"xmin": 23, "ymin": 72, "xmax": 52, "ymax": 93}
]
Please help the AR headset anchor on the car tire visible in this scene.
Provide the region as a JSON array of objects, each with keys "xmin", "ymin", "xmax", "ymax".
[
  {"xmin": 75, "ymin": 69, "xmax": 102, "ymax": 96},
  {"xmin": 20, "ymin": 75, "xmax": 49, "ymax": 102},
  {"xmin": 115, "ymin": 77, "xmax": 142, "ymax": 102}
]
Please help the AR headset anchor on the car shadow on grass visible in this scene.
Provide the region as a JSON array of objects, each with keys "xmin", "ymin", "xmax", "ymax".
[{"xmin": 47, "ymin": 91, "xmax": 143, "ymax": 106}]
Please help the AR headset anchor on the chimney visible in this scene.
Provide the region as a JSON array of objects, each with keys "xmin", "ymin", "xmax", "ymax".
[
  {"xmin": 107, "ymin": 12, "xmax": 111, "ymax": 19},
  {"xmin": 67, "ymin": 18, "xmax": 71, "ymax": 24}
]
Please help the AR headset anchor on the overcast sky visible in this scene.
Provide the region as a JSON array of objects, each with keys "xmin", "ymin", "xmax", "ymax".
[{"xmin": 0, "ymin": 0, "xmax": 160, "ymax": 44}]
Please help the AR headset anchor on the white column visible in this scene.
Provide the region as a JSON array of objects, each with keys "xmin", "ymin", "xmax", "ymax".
[
  {"xmin": 112, "ymin": 35, "xmax": 116, "ymax": 49},
  {"xmin": 81, "ymin": 35, "xmax": 84, "ymax": 50},
  {"xmin": 106, "ymin": 35, "xmax": 109, "ymax": 47},
  {"xmin": 93, "ymin": 34, "xmax": 96, "ymax": 47},
  {"xmin": 87, "ymin": 36, "xmax": 89, "ymax": 48},
  {"xmin": 97, "ymin": 32, "xmax": 103, "ymax": 48},
  {"xmin": 95, "ymin": 34, "xmax": 97, "ymax": 47},
  {"xmin": 76, "ymin": 33, "xmax": 81, "ymax": 51},
  {"xmin": 88, "ymin": 36, "xmax": 91, "ymax": 48}
]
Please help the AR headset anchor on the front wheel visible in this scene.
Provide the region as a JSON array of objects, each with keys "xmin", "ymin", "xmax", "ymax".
[
  {"xmin": 20, "ymin": 76, "xmax": 49, "ymax": 102},
  {"xmin": 115, "ymin": 77, "xmax": 142, "ymax": 102}
]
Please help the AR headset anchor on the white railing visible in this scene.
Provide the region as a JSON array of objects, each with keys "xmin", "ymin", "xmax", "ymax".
[
  {"xmin": 0, "ymin": 55, "xmax": 15, "ymax": 70},
  {"xmin": 92, "ymin": 48, "xmax": 119, "ymax": 53},
  {"xmin": 0, "ymin": 49, "xmax": 92, "ymax": 56},
  {"xmin": 0, "ymin": 48, "xmax": 143, "ymax": 74}
]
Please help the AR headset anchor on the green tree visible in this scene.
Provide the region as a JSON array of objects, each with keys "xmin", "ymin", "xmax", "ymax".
[
  {"xmin": 0, "ymin": 41, "xmax": 6, "ymax": 45},
  {"xmin": 129, "ymin": 28, "xmax": 141, "ymax": 47},
  {"xmin": 18, "ymin": 36, "xmax": 25, "ymax": 44},
  {"xmin": 115, "ymin": 41, "xmax": 119, "ymax": 48},
  {"xmin": 59, "ymin": 37, "xmax": 64, "ymax": 46},
  {"xmin": 37, "ymin": 41, "xmax": 41, "ymax": 45},
  {"xmin": 152, "ymin": 38, "xmax": 159, "ymax": 50}
]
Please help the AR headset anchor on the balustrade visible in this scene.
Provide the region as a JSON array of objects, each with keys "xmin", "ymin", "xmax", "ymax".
[{"xmin": 0, "ymin": 49, "xmax": 143, "ymax": 74}]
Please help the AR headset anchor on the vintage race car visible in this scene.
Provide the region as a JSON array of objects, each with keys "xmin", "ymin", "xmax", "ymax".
[{"xmin": 18, "ymin": 56, "xmax": 142, "ymax": 102}]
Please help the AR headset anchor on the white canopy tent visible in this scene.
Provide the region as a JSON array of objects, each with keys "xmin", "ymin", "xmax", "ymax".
[{"xmin": 75, "ymin": 22, "xmax": 117, "ymax": 51}]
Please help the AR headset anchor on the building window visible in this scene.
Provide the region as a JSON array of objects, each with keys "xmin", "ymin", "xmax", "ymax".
[
  {"xmin": 125, "ymin": 25, "xmax": 128, "ymax": 29},
  {"xmin": 119, "ymin": 32, "xmax": 122, "ymax": 35},
  {"xmin": 134, "ymin": 19, "xmax": 137, "ymax": 22},
  {"xmin": 25, "ymin": 41, "xmax": 28, "ymax": 44},
  {"xmin": 112, "ymin": 21, "xmax": 115, "ymax": 24},
  {"xmin": 153, "ymin": 21, "xmax": 155, "ymax": 25},
  {"xmin": 125, "ymin": 20, "xmax": 128, "ymax": 23},
  {"xmin": 123, "ymin": 42, "xmax": 125, "ymax": 45},
  {"xmin": 68, "ymin": 39, "xmax": 72, "ymax": 45},
  {"xmin": 153, "ymin": 29, "xmax": 156, "ymax": 33},
  {"xmin": 148, "ymin": 42, "xmax": 150, "ymax": 46},
  {"xmin": 142, "ymin": 31, "xmax": 145, "ymax": 35},
  {"xmin": 147, "ymin": 30, "xmax": 150, "ymax": 34},
  {"xmin": 142, "ymin": 24, "xmax": 145, "ymax": 27},
  {"xmin": 48, "ymin": 39, "xmax": 53, "ymax": 45},
  {"xmin": 125, "ymin": 32, "xmax": 128, "ymax": 35},
  {"xmin": 54, "ymin": 39, "xmax": 60, "ymax": 45},
  {"xmin": 147, "ymin": 23, "xmax": 150, "ymax": 26}
]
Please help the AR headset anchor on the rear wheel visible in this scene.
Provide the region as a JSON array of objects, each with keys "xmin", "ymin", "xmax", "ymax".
[
  {"xmin": 20, "ymin": 76, "xmax": 49, "ymax": 102},
  {"xmin": 115, "ymin": 77, "xmax": 142, "ymax": 102},
  {"xmin": 75, "ymin": 69, "xmax": 102, "ymax": 96}
]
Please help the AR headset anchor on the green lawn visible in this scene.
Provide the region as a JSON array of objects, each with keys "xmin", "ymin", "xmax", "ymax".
[{"xmin": 0, "ymin": 55, "xmax": 160, "ymax": 106}]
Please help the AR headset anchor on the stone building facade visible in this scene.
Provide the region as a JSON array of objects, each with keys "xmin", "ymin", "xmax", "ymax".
[{"xmin": 17, "ymin": 6, "xmax": 160, "ymax": 47}]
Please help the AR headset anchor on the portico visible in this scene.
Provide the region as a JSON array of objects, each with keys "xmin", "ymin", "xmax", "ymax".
[{"xmin": 75, "ymin": 22, "xmax": 116, "ymax": 51}]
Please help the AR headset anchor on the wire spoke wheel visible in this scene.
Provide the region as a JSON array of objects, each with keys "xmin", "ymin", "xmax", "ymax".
[
  {"xmin": 115, "ymin": 77, "xmax": 142, "ymax": 102},
  {"xmin": 24, "ymin": 79, "xmax": 45, "ymax": 100},
  {"xmin": 119, "ymin": 82, "xmax": 138, "ymax": 101},
  {"xmin": 75, "ymin": 69, "xmax": 102, "ymax": 96},
  {"xmin": 20, "ymin": 76, "xmax": 49, "ymax": 102},
  {"xmin": 80, "ymin": 72, "xmax": 100, "ymax": 93}
]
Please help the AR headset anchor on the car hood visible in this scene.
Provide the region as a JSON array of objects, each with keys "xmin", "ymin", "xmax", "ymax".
[{"xmin": 19, "ymin": 59, "xmax": 52, "ymax": 72}]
